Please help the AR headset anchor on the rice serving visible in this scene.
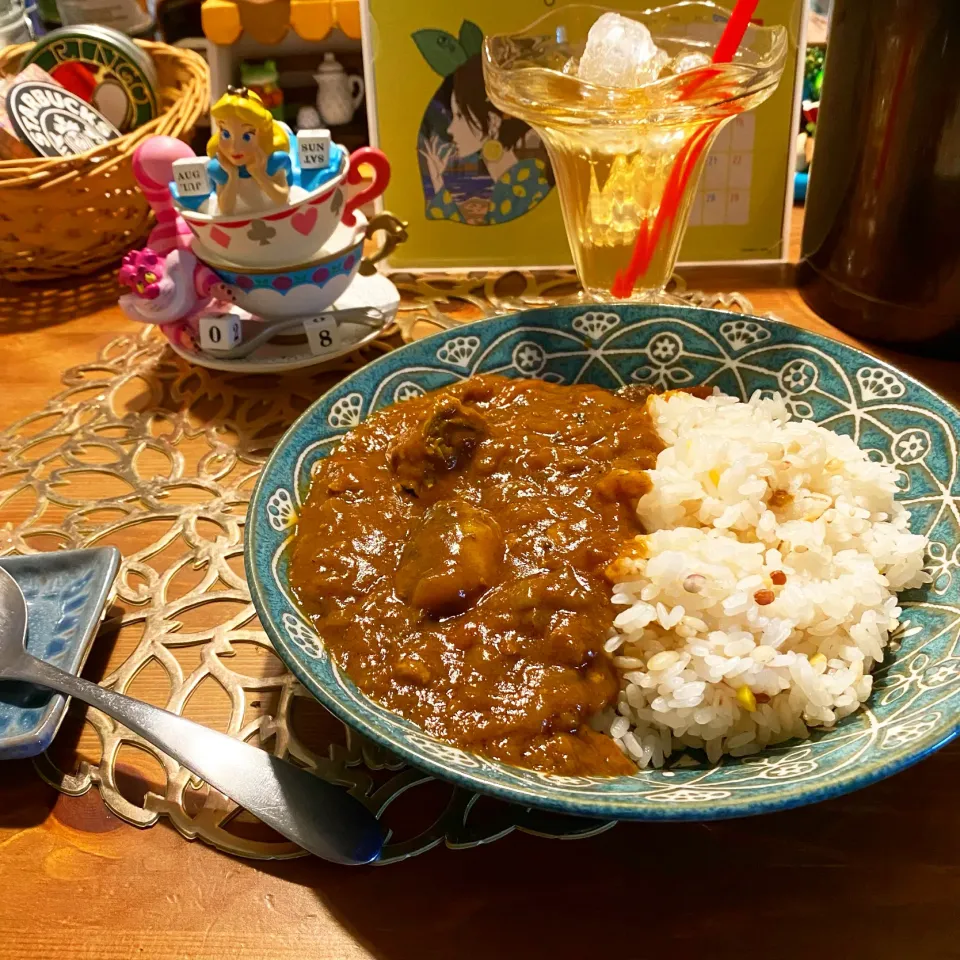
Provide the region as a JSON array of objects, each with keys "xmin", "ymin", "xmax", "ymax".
[{"xmin": 598, "ymin": 390, "xmax": 930, "ymax": 768}]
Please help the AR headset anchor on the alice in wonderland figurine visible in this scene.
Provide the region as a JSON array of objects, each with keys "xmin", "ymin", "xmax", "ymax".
[{"xmin": 207, "ymin": 86, "xmax": 292, "ymax": 215}]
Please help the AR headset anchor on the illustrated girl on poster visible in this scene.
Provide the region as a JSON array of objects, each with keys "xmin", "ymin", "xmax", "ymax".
[{"xmin": 413, "ymin": 20, "xmax": 555, "ymax": 226}]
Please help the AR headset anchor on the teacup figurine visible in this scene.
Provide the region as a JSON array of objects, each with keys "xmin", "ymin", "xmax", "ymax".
[{"xmin": 207, "ymin": 86, "xmax": 291, "ymax": 216}]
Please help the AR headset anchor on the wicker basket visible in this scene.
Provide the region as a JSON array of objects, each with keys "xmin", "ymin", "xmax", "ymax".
[{"xmin": 0, "ymin": 41, "xmax": 209, "ymax": 282}]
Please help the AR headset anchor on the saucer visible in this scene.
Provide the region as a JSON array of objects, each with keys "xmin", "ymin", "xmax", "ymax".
[{"xmin": 166, "ymin": 272, "xmax": 400, "ymax": 374}]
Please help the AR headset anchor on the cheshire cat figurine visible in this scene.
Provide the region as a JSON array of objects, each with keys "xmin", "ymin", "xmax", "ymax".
[
  {"xmin": 119, "ymin": 137, "xmax": 227, "ymax": 326},
  {"xmin": 118, "ymin": 247, "xmax": 216, "ymax": 325}
]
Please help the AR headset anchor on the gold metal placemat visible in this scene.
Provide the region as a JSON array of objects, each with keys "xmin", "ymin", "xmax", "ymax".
[{"xmin": 1, "ymin": 272, "xmax": 756, "ymax": 863}]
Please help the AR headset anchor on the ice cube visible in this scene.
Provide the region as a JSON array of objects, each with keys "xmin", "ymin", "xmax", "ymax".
[
  {"xmin": 576, "ymin": 12, "xmax": 669, "ymax": 88},
  {"xmin": 667, "ymin": 51, "xmax": 713, "ymax": 75}
]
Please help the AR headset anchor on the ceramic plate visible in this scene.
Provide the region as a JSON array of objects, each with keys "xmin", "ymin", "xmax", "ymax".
[
  {"xmin": 0, "ymin": 548, "xmax": 119, "ymax": 760},
  {"xmin": 246, "ymin": 305, "xmax": 960, "ymax": 819}
]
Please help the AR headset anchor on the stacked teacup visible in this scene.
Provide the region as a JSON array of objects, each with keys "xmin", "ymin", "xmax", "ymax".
[
  {"xmin": 169, "ymin": 129, "xmax": 399, "ymax": 355},
  {"xmin": 119, "ymin": 86, "xmax": 407, "ymax": 366}
]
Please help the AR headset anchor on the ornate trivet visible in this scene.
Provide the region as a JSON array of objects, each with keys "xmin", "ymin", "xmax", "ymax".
[{"xmin": 1, "ymin": 271, "xmax": 756, "ymax": 862}]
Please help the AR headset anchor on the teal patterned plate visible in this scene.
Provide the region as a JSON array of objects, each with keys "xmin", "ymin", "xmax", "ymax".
[{"xmin": 246, "ymin": 305, "xmax": 960, "ymax": 820}]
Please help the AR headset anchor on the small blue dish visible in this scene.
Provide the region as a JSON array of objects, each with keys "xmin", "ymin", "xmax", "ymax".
[
  {"xmin": 0, "ymin": 547, "xmax": 119, "ymax": 760},
  {"xmin": 247, "ymin": 304, "xmax": 960, "ymax": 820}
]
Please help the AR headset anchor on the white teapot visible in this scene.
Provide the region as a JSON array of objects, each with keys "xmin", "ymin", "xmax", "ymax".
[{"xmin": 313, "ymin": 53, "xmax": 364, "ymax": 127}]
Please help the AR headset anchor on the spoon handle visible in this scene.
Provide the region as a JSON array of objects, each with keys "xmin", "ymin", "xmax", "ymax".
[{"xmin": 12, "ymin": 654, "xmax": 382, "ymax": 865}]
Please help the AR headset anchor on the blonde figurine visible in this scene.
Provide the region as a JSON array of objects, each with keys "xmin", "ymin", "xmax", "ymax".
[{"xmin": 207, "ymin": 86, "xmax": 292, "ymax": 215}]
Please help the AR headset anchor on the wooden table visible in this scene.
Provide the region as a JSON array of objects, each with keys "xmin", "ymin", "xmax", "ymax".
[{"xmin": 3, "ymin": 222, "xmax": 960, "ymax": 960}]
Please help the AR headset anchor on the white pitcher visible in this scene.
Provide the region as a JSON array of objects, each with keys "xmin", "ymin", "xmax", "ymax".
[{"xmin": 313, "ymin": 53, "xmax": 364, "ymax": 127}]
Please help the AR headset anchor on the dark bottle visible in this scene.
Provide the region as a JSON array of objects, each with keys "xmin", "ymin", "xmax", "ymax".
[{"xmin": 797, "ymin": 0, "xmax": 960, "ymax": 347}]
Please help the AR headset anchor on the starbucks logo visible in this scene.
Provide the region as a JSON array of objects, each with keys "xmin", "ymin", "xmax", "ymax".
[{"xmin": 6, "ymin": 81, "xmax": 120, "ymax": 158}]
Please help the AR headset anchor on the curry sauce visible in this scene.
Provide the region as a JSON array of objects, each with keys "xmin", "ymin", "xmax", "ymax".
[{"xmin": 289, "ymin": 374, "xmax": 667, "ymax": 776}]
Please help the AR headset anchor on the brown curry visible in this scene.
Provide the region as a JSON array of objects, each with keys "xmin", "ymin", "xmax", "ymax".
[{"xmin": 289, "ymin": 373, "xmax": 672, "ymax": 777}]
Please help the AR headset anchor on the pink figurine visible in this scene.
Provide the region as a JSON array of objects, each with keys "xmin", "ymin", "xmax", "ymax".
[{"xmin": 119, "ymin": 136, "xmax": 224, "ymax": 325}]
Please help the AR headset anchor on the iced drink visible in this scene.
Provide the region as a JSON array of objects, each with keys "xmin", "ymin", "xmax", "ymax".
[{"xmin": 483, "ymin": 4, "xmax": 787, "ymax": 301}]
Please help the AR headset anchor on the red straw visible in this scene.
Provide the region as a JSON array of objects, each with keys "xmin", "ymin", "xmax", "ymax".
[
  {"xmin": 611, "ymin": 0, "xmax": 759, "ymax": 298},
  {"xmin": 713, "ymin": 0, "xmax": 760, "ymax": 65}
]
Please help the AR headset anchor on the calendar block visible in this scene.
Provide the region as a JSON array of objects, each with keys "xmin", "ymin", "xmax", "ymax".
[
  {"xmin": 172, "ymin": 157, "xmax": 210, "ymax": 198},
  {"xmin": 725, "ymin": 188, "xmax": 750, "ymax": 225},
  {"xmin": 700, "ymin": 190, "xmax": 726, "ymax": 226},
  {"xmin": 303, "ymin": 315, "xmax": 343, "ymax": 355},
  {"xmin": 690, "ymin": 105, "xmax": 757, "ymax": 230},
  {"xmin": 703, "ymin": 150, "xmax": 729, "ymax": 190},
  {"xmin": 731, "ymin": 113, "xmax": 756, "ymax": 151},
  {"xmin": 678, "ymin": 19, "xmax": 766, "ymax": 235},
  {"xmin": 199, "ymin": 314, "xmax": 242, "ymax": 351},
  {"xmin": 299, "ymin": 129, "xmax": 332, "ymax": 169},
  {"xmin": 713, "ymin": 126, "xmax": 732, "ymax": 152},
  {"xmin": 728, "ymin": 151, "xmax": 753, "ymax": 190}
]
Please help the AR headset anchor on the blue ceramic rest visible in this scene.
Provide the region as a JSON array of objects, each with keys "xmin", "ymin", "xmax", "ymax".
[{"xmin": 0, "ymin": 547, "xmax": 119, "ymax": 760}]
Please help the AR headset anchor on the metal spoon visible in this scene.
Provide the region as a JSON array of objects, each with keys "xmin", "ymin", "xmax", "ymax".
[
  {"xmin": 209, "ymin": 307, "xmax": 388, "ymax": 361},
  {"xmin": 0, "ymin": 567, "xmax": 382, "ymax": 865}
]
